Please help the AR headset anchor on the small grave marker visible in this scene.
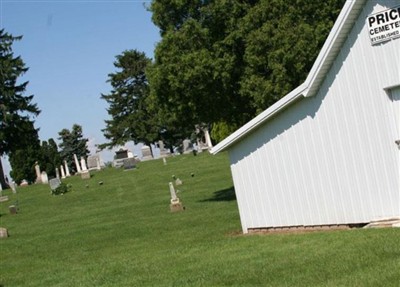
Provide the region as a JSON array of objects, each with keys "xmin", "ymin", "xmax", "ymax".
[
  {"xmin": 0, "ymin": 195, "xmax": 9, "ymax": 203},
  {"xmin": 169, "ymin": 182, "xmax": 184, "ymax": 212},
  {"xmin": 81, "ymin": 171, "xmax": 90, "ymax": 179},
  {"xmin": 123, "ymin": 158, "xmax": 136, "ymax": 170},
  {"xmin": 9, "ymin": 205, "xmax": 17, "ymax": 215},
  {"xmin": 49, "ymin": 178, "xmax": 61, "ymax": 191},
  {"xmin": 0, "ymin": 227, "xmax": 8, "ymax": 238}
]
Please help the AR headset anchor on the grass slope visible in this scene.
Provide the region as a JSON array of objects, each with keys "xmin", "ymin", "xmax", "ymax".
[{"xmin": 0, "ymin": 153, "xmax": 399, "ymax": 286}]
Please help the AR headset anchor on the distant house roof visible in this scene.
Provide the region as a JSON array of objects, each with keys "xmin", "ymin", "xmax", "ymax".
[{"xmin": 211, "ymin": 0, "xmax": 367, "ymax": 154}]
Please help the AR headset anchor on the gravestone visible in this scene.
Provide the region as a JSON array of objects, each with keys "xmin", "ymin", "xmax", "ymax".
[
  {"xmin": 175, "ymin": 178, "xmax": 183, "ymax": 186},
  {"xmin": 0, "ymin": 195, "xmax": 9, "ymax": 203},
  {"xmin": 41, "ymin": 171, "xmax": 49, "ymax": 184},
  {"xmin": 10, "ymin": 182, "xmax": 17, "ymax": 194},
  {"xmin": 0, "ymin": 227, "xmax": 8, "ymax": 238},
  {"xmin": 115, "ymin": 149, "xmax": 128, "ymax": 159},
  {"xmin": 182, "ymin": 139, "xmax": 193, "ymax": 154},
  {"xmin": 123, "ymin": 158, "xmax": 136, "ymax": 170},
  {"xmin": 204, "ymin": 128, "xmax": 213, "ymax": 149},
  {"xmin": 49, "ymin": 178, "xmax": 61, "ymax": 191},
  {"xmin": 81, "ymin": 157, "xmax": 88, "ymax": 171},
  {"xmin": 35, "ymin": 162, "xmax": 42, "ymax": 183},
  {"xmin": 74, "ymin": 154, "xmax": 82, "ymax": 173},
  {"xmin": 141, "ymin": 145, "xmax": 153, "ymax": 161},
  {"xmin": 20, "ymin": 180, "xmax": 29, "ymax": 186},
  {"xmin": 113, "ymin": 149, "xmax": 129, "ymax": 168},
  {"xmin": 81, "ymin": 170, "xmax": 90, "ymax": 180},
  {"xmin": 169, "ymin": 182, "xmax": 184, "ymax": 212},
  {"xmin": 64, "ymin": 160, "xmax": 71, "ymax": 177},
  {"xmin": 9, "ymin": 205, "xmax": 17, "ymax": 215},
  {"xmin": 60, "ymin": 165, "xmax": 66, "ymax": 179},
  {"xmin": 159, "ymin": 140, "xmax": 169, "ymax": 158},
  {"xmin": 87, "ymin": 155, "xmax": 101, "ymax": 171},
  {"xmin": 55, "ymin": 168, "xmax": 60, "ymax": 180}
]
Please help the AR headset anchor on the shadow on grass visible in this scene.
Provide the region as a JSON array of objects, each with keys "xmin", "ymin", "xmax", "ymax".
[{"xmin": 200, "ymin": 186, "xmax": 236, "ymax": 202}]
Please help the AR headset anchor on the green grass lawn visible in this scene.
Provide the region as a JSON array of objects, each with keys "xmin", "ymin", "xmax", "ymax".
[{"xmin": 1, "ymin": 152, "xmax": 399, "ymax": 286}]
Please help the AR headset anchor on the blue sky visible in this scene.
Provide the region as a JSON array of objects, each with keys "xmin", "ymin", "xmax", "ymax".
[{"xmin": 1, "ymin": 0, "xmax": 160, "ymax": 178}]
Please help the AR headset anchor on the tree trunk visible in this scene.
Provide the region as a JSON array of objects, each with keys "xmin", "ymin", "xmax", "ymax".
[
  {"xmin": 147, "ymin": 142, "xmax": 155, "ymax": 158},
  {"xmin": 0, "ymin": 157, "xmax": 9, "ymax": 189}
]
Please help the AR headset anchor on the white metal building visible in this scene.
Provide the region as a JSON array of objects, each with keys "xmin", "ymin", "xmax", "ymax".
[{"xmin": 211, "ymin": 0, "xmax": 400, "ymax": 233}]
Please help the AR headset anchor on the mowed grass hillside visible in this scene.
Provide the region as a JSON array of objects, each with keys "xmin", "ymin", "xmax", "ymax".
[{"xmin": 0, "ymin": 152, "xmax": 399, "ymax": 286}]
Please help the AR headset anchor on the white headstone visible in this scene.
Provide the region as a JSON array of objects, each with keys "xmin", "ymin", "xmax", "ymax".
[
  {"xmin": 10, "ymin": 181, "xmax": 17, "ymax": 194},
  {"xmin": 96, "ymin": 157, "xmax": 101, "ymax": 170},
  {"xmin": 158, "ymin": 140, "xmax": 165, "ymax": 151},
  {"xmin": 0, "ymin": 227, "xmax": 8, "ymax": 238},
  {"xmin": 141, "ymin": 145, "xmax": 153, "ymax": 161},
  {"xmin": 41, "ymin": 171, "xmax": 48, "ymax": 184},
  {"xmin": 80, "ymin": 157, "xmax": 88, "ymax": 171},
  {"xmin": 55, "ymin": 167, "xmax": 60, "ymax": 180},
  {"xmin": 204, "ymin": 128, "xmax": 213, "ymax": 149},
  {"xmin": 74, "ymin": 154, "xmax": 82, "ymax": 173},
  {"xmin": 60, "ymin": 165, "xmax": 66, "ymax": 179},
  {"xmin": 183, "ymin": 139, "xmax": 192, "ymax": 154},
  {"xmin": 169, "ymin": 182, "xmax": 179, "ymax": 203},
  {"xmin": 64, "ymin": 160, "xmax": 71, "ymax": 177},
  {"xmin": 35, "ymin": 162, "xmax": 42, "ymax": 183}
]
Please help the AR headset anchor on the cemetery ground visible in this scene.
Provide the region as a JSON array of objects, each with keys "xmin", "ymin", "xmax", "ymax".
[{"xmin": 0, "ymin": 153, "xmax": 399, "ymax": 286}]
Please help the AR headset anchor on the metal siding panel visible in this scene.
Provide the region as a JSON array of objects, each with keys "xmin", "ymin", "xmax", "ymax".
[
  {"xmin": 230, "ymin": 159, "xmax": 251, "ymax": 233},
  {"xmin": 228, "ymin": 0, "xmax": 400, "ymax": 230}
]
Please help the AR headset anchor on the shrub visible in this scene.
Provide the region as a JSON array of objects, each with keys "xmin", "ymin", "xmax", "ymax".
[{"xmin": 51, "ymin": 183, "xmax": 70, "ymax": 195}]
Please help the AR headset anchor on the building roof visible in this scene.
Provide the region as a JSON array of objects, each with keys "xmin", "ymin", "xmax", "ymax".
[{"xmin": 211, "ymin": 0, "xmax": 367, "ymax": 154}]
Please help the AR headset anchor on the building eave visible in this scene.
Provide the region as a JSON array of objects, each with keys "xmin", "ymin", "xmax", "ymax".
[{"xmin": 211, "ymin": 0, "xmax": 367, "ymax": 155}]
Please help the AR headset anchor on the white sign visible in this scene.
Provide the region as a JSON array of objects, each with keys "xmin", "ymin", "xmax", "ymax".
[{"xmin": 367, "ymin": 5, "xmax": 400, "ymax": 45}]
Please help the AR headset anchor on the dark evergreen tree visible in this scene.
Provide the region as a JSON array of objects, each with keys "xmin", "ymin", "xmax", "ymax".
[
  {"xmin": 40, "ymin": 138, "xmax": 62, "ymax": 177},
  {"xmin": 0, "ymin": 29, "xmax": 40, "ymax": 187},
  {"xmin": 8, "ymin": 121, "xmax": 41, "ymax": 184},
  {"xmin": 58, "ymin": 124, "xmax": 89, "ymax": 174},
  {"xmin": 101, "ymin": 50, "xmax": 162, "ymax": 152}
]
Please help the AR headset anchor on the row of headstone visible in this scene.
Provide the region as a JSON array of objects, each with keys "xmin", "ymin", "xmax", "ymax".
[
  {"xmin": 35, "ymin": 161, "xmax": 72, "ymax": 185},
  {"xmin": 32, "ymin": 154, "xmax": 102, "ymax": 186}
]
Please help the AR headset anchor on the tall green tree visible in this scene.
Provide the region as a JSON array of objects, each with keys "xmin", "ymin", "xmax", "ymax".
[
  {"xmin": 148, "ymin": 1, "xmax": 255, "ymax": 135},
  {"xmin": 148, "ymin": 0, "xmax": 345, "ymax": 142},
  {"xmin": 40, "ymin": 138, "xmax": 62, "ymax": 177},
  {"xmin": 100, "ymin": 50, "xmax": 162, "ymax": 151},
  {"xmin": 8, "ymin": 121, "xmax": 41, "ymax": 184},
  {"xmin": 239, "ymin": 0, "xmax": 345, "ymax": 113},
  {"xmin": 0, "ymin": 29, "xmax": 40, "ymax": 187},
  {"xmin": 58, "ymin": 124, "xmax": 89, "ymax": 174}
]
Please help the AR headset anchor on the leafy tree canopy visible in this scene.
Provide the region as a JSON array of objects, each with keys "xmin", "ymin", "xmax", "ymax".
[{"xmin": 148, "ymin": 0, "xmax": 345, "ymax": 142}]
